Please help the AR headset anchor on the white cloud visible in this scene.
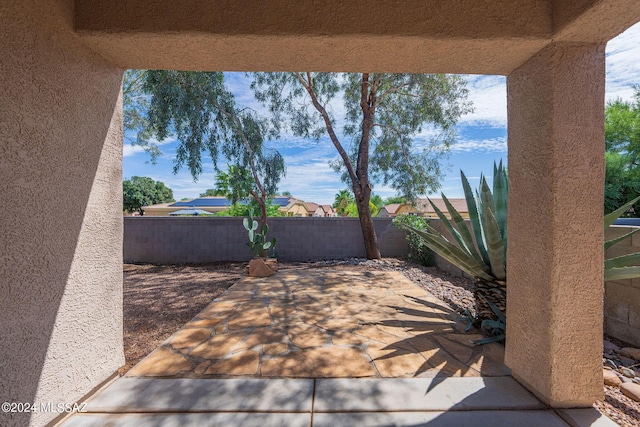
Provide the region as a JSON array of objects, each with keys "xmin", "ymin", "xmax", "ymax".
[
  {"xmin": 450, "ymin": 137, "xmax": 507, "ymax": 153},
  {"xmin": 459, "ymin": 75, "xmax": 507, "ymax": 128},
  {"xmin": 606, "ymin": 22, "xmax": 640, "ymax": 102}
]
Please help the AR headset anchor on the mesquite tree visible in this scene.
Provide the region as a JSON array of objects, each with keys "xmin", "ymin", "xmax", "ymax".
[
  {"xmin": 128, "ymin": 70, "xmax": 285, "ymax": 230},
  {"xmin": 251, "ymin": 72, "xmax": 472, "ymax": 258}
]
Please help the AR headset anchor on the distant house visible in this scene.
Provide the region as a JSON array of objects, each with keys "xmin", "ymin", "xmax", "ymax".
[
  {"xmin": 305, "ymin": 202, "xmax": 338, "ymax": 217},
  {"xmin": 141, "ymin": 196, "xmax": 309, "ymax": 217},
  {"xmin": 275, "ymin": 197, "xmax": 308, "ymax": 217},
  {"xmin": 416, "ymin": 198, "xmax": 469, "ymax": 218},
  {"xmin": 305, "ymin": 202, "xmax": 320, "ymax": 217},
  {"xmin": 377, "ymin": 203, "xmax": 418, "ymax": 218},
  {"xmin": 320, "ymin": 205, "xmax": 337, "ymax": 217},
  {"xmin": 142, "ymin": 197, "xmax": 232, "ymax": 216}
]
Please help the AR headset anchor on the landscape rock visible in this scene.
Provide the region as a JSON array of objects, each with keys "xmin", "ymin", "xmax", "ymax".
[
  {"xmin": 620, "ymin": 367, "xmax": 636, "ymax": 378},
  {"xmin": 620, "ymin": 383, "xmax": 640, "ymax": 402},
  {"xmin": 603, "ymin": 339, "xmax": 620, "ymax": 352},
  {"xmin": 619, "ymin": 357, "xmax": 637, "ymax": 367},
  {"xmin": 617, "ymin": 347, "xmax": 640, "ymax": 361},
  {"xmin": 603, "ymin": 369, "xmax": 622, "ymax": 387}
]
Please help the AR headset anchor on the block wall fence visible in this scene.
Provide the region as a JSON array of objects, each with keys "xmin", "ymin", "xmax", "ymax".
[
  {"xmin": 123, "ymin": 217, "xmax": 640, "ymax": 347},
  {"xmin": 604, "ymin": 226, "xmax": 640, "ymax": 347},
  {"xmin": 124, "ymin": 217, "xmax": 409, "ymax": 263}
]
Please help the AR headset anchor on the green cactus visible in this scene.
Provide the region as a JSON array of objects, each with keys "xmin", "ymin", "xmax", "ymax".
[{"xmin": 243, "ymin": 209, "xmax": 277, "ymax": 257}]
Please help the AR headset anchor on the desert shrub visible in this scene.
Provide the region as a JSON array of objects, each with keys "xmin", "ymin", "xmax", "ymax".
[{"xmin": 393, "ymin": 214, "xmax": 434, "ymax": 266}]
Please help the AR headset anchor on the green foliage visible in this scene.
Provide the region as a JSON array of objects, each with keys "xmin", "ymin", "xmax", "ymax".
[
  {"xmin": 395, "ymin": 161, "xmax": 508, "ymax": 325},
  {"xmin": 370, "ymin": 194, "xmax": 384, "ymax": 209},
  {"xmin": 251, "ymin": 72, "xmax": 472, "ymax": 258},
  {"xmin": 129, "ymin": 69, "xmax": 286, "ymax": 231},
  {"xmin": 217, "ymin": 201, "xmax": 283, "ymax": 218},
  {"xmin": 333, "ymin": 189, "xmax": 355, "ymax": 216},
  {"xmin": 392, "ymin": 214, "xmax": 434, "ymax": 266},
  {"xmin": 384, "ymin": 196, "xmax": 408, "ymax": 205},
  {"xmin": 604, "ymin": 195, "xmax": 640, "ymax": 281},
  {"xmin": 344, "ymin": 201, "xmax": 379, "ymax": 217},
  {"xmin": 604, "ymin": 88, "xmax": 640, "ymax": 216},
  {"xmin": 199, "ymin": 188, "xmax": 226, "ymax": 197},
  {"xmin": 243, "ymin": 209, "xmax": 277, "ymax": 258},
  {"xmin": 212, "ymin": 166, "xmax": 255, "ymax": 203},
  {"xmin": 123, "ymin": 176, "xmax": 175, "ymax": 215}
]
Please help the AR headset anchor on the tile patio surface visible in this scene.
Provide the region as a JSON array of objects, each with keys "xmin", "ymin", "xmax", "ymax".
[
  {"xmin": 126, "ymin": 269, "xmax": 510, "ymax": 379},
  {"xmin": 60, "ymin": 269, "xmax": 617, "ymax": 426}
]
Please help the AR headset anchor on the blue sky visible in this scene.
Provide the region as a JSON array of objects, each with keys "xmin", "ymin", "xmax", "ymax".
[{"xmin": 123, "ymin": 22, "xmax": 640, "ymax": 205}]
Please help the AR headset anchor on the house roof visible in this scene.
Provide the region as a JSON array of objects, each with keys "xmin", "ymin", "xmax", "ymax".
[
  {"xmin": 305, "ymin": 202, "xmax": 319, "ymax": 213},
  {"xmin": 417, "ymin": 198, "xmax": 468, "ymax": 214},
  {"xmin": 320, "ymin": 204, "xmax": 335, "ymax": 214},
  {"xmin": 382, "ymin": 204, "xmax": 402, "ymax": 214}
]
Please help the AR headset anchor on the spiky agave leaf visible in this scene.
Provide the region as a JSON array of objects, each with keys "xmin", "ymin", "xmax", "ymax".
[
  {"xmin": 461, "ymin": 170, "xmax": 490, "ymax": 265},
  {"xmin": 480, "ymin": 179, "xmax": 506, "ymax": 280},
  {"xmin": 605, "ymin": 266, "xmax": 640, "ymax": 281},
  {"xmin": 427, "ymin": 196, "xmax": 481, "ymax": 263},
  {"xmin": 404, "ymin": 224, "xmax": 495, "ymax": 281}
]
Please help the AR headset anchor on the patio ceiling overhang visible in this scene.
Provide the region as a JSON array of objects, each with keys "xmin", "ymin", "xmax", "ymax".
[{"xmin": 74, "ymin": 0, "xmax": 640, "ymax": 74}]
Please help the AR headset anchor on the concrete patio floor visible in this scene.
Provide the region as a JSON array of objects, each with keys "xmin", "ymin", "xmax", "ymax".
[{"xmin": 60, "ymin": 269, "xmax": 616, "ymax": 426}]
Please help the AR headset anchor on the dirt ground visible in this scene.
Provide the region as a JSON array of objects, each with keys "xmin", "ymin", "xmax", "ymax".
[{"xmin": 122, "ymin": 260, "xmax": 639, "ymax": 426}]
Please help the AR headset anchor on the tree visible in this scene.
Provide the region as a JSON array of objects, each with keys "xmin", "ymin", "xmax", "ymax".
[
  {"xmin": 605, "ymin": 88, "xmax": 640, "ymax": 216},
  {"xmin": 123, "ymin": 176, "xmax": 174, "ymax": 215},
  {"xmin": 217, "ymin": 200, "xmax": 283, "ymax": 217},
  {"xmin": 135, "ymin": 70, "xmax": 285, "ymax": 231},
  {"xmin": 211, "ymin": 166, "xmax": 254, "ymax": 203},
  {"xmin": 199, "ymin": 188, "xmax": 225, "ymax": 197},
  {"xmin": 333, "ymin": 189, "xmax": 355, "ymax": 216},
  {"xmin": 384, "ymin": 195, "xmax": 408, "ymax": 205},
  {"xmin": 252, "ymin": 72, "xmax": 472, "ymax": 258}
]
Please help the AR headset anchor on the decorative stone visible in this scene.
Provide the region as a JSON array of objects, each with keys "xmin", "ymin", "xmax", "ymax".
[
  {"xmin": 247, "ymin": 258, "xmax": 277, "ymax": 277},
  {"xmin": 619, "ymin": 357, "xmax": 636, "ymax": 367},
  {"xmin": 170, "ymin": 328, "xmax": 212, "ymax": 349},
  {"xmin": 620, "ymin": 383, "xmax": 640, "ymax": 402},
  {"xmin": 618, "ymin": 347, "xmax": 640, "ymax": 361},
  {"xmin": 127, "ymin": 347, "xmax": 194, "ymax": 377},
  {"xmin": 190, "ymin": 332, "xmax": 247, "ymax": 359},
  {"xmin": 205, "ymin": 350, "xmax": 260, "ymax": 376},
  {"xmin": 603, "ymin": 369, "xmax": 622, "ymax": 387},
  {"xmin": 287, "ymin": 324, "xmax": 329, "ymax": 348},
  {"xmin": 620, "ymin": 367, "xmax": 636, "ymax": 378},
  {"xmin": 260, "ymin": 347, "xmax": 375, "ymax": 378},
  {"xmin": 603, "ymin": 339, "xmax": 620, "ymax": 351}
]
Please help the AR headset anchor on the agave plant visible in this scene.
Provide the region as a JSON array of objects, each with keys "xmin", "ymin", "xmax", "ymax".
[
  {"xmin": 398, "ymin": 161, "xmax": 508, "ymax": 323},
  {"xmin": 605, "ymin": 195, "xmax": 640, "ymax": 281}
]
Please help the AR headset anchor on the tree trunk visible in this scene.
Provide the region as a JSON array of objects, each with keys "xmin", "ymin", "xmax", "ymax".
[{"xmin": 354, "ymin": 190, "xmax": 381, "ymax": 259}]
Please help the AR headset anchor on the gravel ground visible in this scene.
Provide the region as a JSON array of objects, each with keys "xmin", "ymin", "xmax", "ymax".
[{"xmin": 123, "ymin": 257, "xmax": 638, "ymax": 426}]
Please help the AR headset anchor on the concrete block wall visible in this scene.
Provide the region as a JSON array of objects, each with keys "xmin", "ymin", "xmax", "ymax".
[
  {"xmin": 124, "ymin": 217, "xmax": 409, "ymax": 263},
  {"xmin": 605, "ymin": 226, "xmax": 640, "ymax": 347}
]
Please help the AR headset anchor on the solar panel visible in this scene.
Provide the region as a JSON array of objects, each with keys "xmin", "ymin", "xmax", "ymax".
[{"xmin": 170, "ymin": 198, "xmax": 233, "ymax": 207}]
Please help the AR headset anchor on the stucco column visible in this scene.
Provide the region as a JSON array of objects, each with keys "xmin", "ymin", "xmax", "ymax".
[
  {"xmin": 505, "ymin": 43, "xmax": 605, "ymax": 407},
  {"xmin": 1, "ymin": 1, "xmax": 124, "ymax": 425}
]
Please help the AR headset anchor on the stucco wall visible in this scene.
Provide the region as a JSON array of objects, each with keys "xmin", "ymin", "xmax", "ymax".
[
  {"xmin": 0, "ymin": 1, "xmax": 124, "ymax": 426},
  {"xmin": 605, "ymin": 226, "xmax": 640, "ymax": 348},
  {"xmin": 124, "ymin": 217, "xmax": 409, "ymax": 263}
]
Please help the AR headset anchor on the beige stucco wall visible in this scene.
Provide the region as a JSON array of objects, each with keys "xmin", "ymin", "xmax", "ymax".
[
  {"xmin": 505, "ymin": 42, "xmax": 605, "ymax": 407},
  {"xmin": 0, "ymin": 1, "xmax": 124, "ymax": 426}
]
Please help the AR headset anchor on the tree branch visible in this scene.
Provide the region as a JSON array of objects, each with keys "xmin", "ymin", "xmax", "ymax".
[{"xmin": 294, "ymin": 72, "xmax": 360, "ymax": 186}]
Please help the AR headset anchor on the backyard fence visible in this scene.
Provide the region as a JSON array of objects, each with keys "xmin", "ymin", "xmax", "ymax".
[
  {"xmin": 123, "ymin": 216, "xmax": 640, "ymax": 347},
  {"xmin": 124, "ymin": 216, "xmax": 409, "ymax": 263}
]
